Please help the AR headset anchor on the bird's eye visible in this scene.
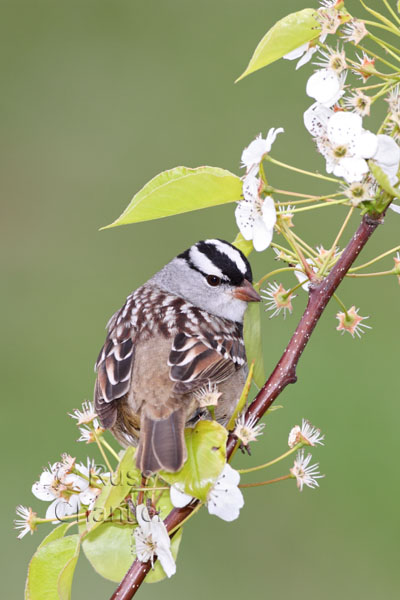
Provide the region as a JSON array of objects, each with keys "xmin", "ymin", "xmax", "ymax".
[{"xmin": 206, "ymin": 274, "xmax": 221, "ymax": 287}]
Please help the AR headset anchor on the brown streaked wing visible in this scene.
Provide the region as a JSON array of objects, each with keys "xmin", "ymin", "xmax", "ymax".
[
  {"xmin": 168, "ymin": 330, "xmax": 245, "ymax": 395},
  {"xmin": 94, "ymin": 308, "xmax": 136, "ymax": 428}
]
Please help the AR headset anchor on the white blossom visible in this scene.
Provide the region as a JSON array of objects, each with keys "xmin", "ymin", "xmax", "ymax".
[
  {"xmin": 32, "ymin": 462, "xmax": 86, "ymax": 521},
  {"xmin": 314, "ymin": 46, "xmax": 347, "ymax": 74},
  {"xmin": 77, "ymin": 421, "xmax": 104, "ymax": 443},
  {"xmin": 234, "ymin": 413, "xmax": 265, "ymax": 445},
  {"xmin": 236, "ymin": 178, "xmax": 276, "ymax": 252},
  {"xmin": 69, "ymin": 401, "xmax": 98, "ymax": 425},
  {"xmin": 306, "ymin": 68, "xmax": 345, "ymax": 107},
  {"xmin": 372, "ymin": 134, "xmax": 400, "ymax": 185},
  {"xmin": 341, "ymin": 19, "xmax": 368, "ymax": 44},
  {"xmin": 76, "ymin": 458, "xmax": 108, "ymax": 508},
  {"xmin": 170, "ymin": 463, "xmax": 244, "ymax": 522},
  {"xmin": 294, "ymin": 259, "xmax": 317, "ymax": 292},
  {"xmin": 193, "ymin": 382, "xmax": 222, "ymax": 408},
  {"xmin": 14, "ymin": 505, "xmax": 37, "ymax": 539},
  {"xmin": 283, "ymin": 43, "xmax": 318, "ymax": 70},
  {"xmin": 290, "ymin": 450, "xmax": 324, "ymax": 491},
  {"xmin": 304, "ymin": 102, "xmax": 334, "ymax": 137},
  {"xmin": 307, "ymin": 110, "xmax": 397, "ymax": 184},
  {"xmin": 288, "ymin": 419, "xmax": 325, "ymax": 448},
  {"xmin": 241, "ymin": 127, "xmax": 284, "ymax": 176},
  {"xmin": 344, "ymin": 90, "xmax": 371, "ymax": 117},
  {"xmin": 343, "ymin": 179, "xmax": 376, "ymax": 205},
  {"xmin": 205, "ymin": 464, "xmax": 244, "ymax": 521},
  {"xmin": 133, "ymin": 504, "xmax": 176, "ymax": 578}
]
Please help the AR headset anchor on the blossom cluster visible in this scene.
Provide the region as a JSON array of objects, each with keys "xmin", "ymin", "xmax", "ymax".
[
  {"xmin": 234, "ymin": 4, "xmax": 400, "ymax": 254},
  {"xmin": 15, "ymin": 398, "xmax": 325, "ymax": 579}
]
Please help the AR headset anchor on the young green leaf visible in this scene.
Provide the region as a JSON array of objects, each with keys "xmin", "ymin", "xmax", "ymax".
[
  {"xmin": 86, "ymin": 446, "xmax": 139, "ymax": 532},
  {"xmin": 81, "ymin": 520, "xmax": 183, "ymax": 584},
  {"xmin": 82, "ymin": 522, "xmax": 136, "ymax": 582},
  {"xmin": 160, "ymin": 420, "xmax": 227, "ymax": 501},
  {"xmin": 57, "ymin": 554, "xmax": 80, "ymax": 600},
  {"xmin": 232, "ymin": 231, "xmax": 253, "ymax": 257},
  {"xmin": 368, "ymin": 161, "xmax": 400, "ymax": 201},
  {"xmin": 226, "ymin": 361, "xmax": 254, "ymax": 431},
  {"xmin": 37, "ymin": 523, "xmax": 70, "ymax": 549},
  {"xmin": 101, "ymin": 166, "xmax": 242, "ymax": 229},
  {"xmin": 243, "ymin": 296, "xmax": 265, "ymax": 388},
  {"xmin": 25, "ymin": 535, "xmax": 80, "ymax": 600},
  {"xmin": 236, "ymin": 8, "xmax": 320, "ymax": 82}
]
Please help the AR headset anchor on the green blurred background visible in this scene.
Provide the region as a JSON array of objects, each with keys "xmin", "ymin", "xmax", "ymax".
[{"xmin": 2, "ymin": 0, "xmax": 399, "ymax": 598}]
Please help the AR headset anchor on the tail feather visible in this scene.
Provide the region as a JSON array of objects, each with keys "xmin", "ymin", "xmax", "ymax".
[{"xmin": 136, "ymin": 410, "xmax": 186, "ymax": 476}]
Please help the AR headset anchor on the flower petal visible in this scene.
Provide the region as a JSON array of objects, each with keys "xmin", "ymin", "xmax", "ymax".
[
  {"xmin": 241, "ymin": 136, "xmax": 268, "ymax": 171},
  {"xmin": 306, "ymin": 69, "xmax": 342, "ymax": 107},
  {"xmin": 262, "ymin": 196, "xmax": 277, "ymax": 228},
  {"xmin": 207, "ymin": 486, "xmax": 244, "ymax": 522},
  {"xmin": 135, "ymin": 504, "xmax": 152, "ymax": 535},
  {"xmin": 79, "ymin": 488, "xmax": 99, "ymax": 507},
  {"xmin": 32, "ymin": 482, "xmax": 54, "ymax": 502},
  {"xmin": 356, "ymin": 130, "xmax": 378, "ymax": 159},
  {"xmin": 296, "ymin": 46, "xmax": 318, "ymax": 70},
  {"xmin": 156, "ymin": 545, "xmax": 177, "ymax": 578},
  {"xmin": 334, "ymin": 157, "xmax": 369, "ymax": 183},
  {"xmin": 327, "ymin": 111, "xmax": 362, "ymax": 146},
  {"xmin": 216, "ymin": 463, "xmax": 240, "ymax": 487},
  {"xmin": 45, "ymin": 496, "xmax": 80, "ymax": 522},
  {"xmin": 374, "ymin": 134, "xmax": 400, "ymax": 167},
  {"xmin": 170, "ymin": 486, "xmax": 193, "ymax": 508},
  {"xmin": 252, "ymin": 217, "xmax": 273, "ymax": 252},
  {"xmin": 242, "ymin": 175, "xmax": 259, "ymax": 201},
  {"xmin": 265, "ymin": 127, "xmax": 284, "ymax": 151},
  {"xmin": 235, "ymin": 200, "xmax": 256, "ymax": 241},
  {"xmin": 294, "ymin": 269, "xmax": 310, "ymax": 292},
  {"xmin": 304, "ymin": 102, "xmax": 333, "ymax": 137},
  {"xmin": 283, "ymin": 42, "xmax": 308, "ymax": 60}
]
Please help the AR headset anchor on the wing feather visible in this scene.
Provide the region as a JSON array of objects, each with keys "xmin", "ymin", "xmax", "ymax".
[{"xmin": 168, "ymin": 326, "xmax": 246, "ymax": 395}]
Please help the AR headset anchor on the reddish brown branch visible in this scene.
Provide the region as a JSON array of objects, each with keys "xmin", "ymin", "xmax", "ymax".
[{"xmin": 110, "ymin": 213, "xmax": 381, "ymax": 600}]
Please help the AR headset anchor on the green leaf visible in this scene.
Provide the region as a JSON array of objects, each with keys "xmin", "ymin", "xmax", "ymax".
[
  {"xmin": 101, "ymin": 166, "xmax": 242, "ymax": 228},
  {"xmin": 368, "ymin": 161, "xmax": 400, "ymax": 200},
  {"xmin": 160, "ymin": 420, "xmax": 227, "ymax": 501},
  {"xmin": 82, "ymin": 519, "xmax": 183, "ymax": 585},
  {"xmin": 57, "ymin": 554, "xmax": 79, "ymax": 600},
  {"xmin": 398, "ymin": 0, "xmax": 400, "ymax": 14},
  {"xmin": 243, "ymin": 295, "xmax": 265, "ymax": 388},
  {"xmin": 82, "ymin": 522, "xmax": 135, "ymax": 582},
  {"xmin": 145, "ymin": 529, "xmax": 183, "ymax": 584},
  {"xmin": 86, "ymin": 446, "xmax": 139, "ymax": 532},
  {"xmin": 37, "ymin": 523, "xmax": 70, "ymax": 549},
  {"xmin": 232, "ymin": 232, "xmax": 253, "ymax": 257},
  {"xmin": 25, "ymin": 535, "xmax": 80, "ymax": 600},
  {"xmin": 227, "ymin": 362, "xmax": 254, "ymax": 430},
  {"xmin": 236, "ymin": 8, "xmax": 320, "ymax": 81}
]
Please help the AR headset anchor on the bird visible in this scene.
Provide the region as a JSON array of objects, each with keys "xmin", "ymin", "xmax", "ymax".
[{"xmin": 94, "ymin": 239, "xmax": 260, "ymax": 476}]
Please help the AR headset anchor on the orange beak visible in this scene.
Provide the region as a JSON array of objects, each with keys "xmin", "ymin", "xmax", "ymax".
[{"xmin": 233, "ymin": 279, "xmax": 261, "ymax": 302}]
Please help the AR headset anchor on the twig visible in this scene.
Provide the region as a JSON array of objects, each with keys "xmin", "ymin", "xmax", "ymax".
[{"xmin": 110, "ymin": 212, "xmax": 382, "ymax": 600}]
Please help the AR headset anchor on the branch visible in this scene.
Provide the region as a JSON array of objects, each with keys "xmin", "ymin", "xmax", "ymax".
[{"xmin": 110, "ymin": 213, "xmax": 382, "ymax": 600}]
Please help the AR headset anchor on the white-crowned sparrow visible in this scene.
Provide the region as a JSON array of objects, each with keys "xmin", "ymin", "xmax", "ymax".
[{"xmin": 94, "ymin": 239, "xmax": 260, "ymax": 476}]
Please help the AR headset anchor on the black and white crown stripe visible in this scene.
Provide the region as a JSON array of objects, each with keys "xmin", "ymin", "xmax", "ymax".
[
  {"xmin": 178, "ymin": 239, "xmax": 252, "ymax": 285},
  {"xmin": 189, "ymin": 245, "xmax": 226, "ymax": 280},
  {"xmin": 205, "ymin": 239, "xmax": 248, "ymax": 276}
]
